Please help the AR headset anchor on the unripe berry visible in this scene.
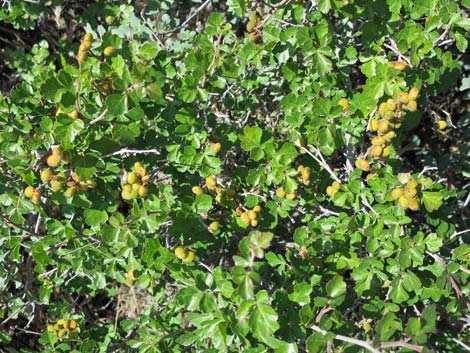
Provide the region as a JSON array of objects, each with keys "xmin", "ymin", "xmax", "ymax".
[
  {"xmin": 398, "ymin": 196, "xmax": 409, "ymax": 209},
  {"xmin": 205, "ymin": 176, "xmax": 216, "ymax": 189},
  {"xmin": 174, "ymin": 247, "xmax": 187, "ymax": 260},
  {"xmin": 248, "ymin": 210, "xmax": 257, "ymax": 221},
  {"xmin": 64, "ymin": 187, "xmax": 76, "ymax": 198},
  {"xmin": 47, "ymin": 154, "xmax": 61, "ymax": 167},
  {"xmin": 378, "ymin": 102, "xmax": 388, "ymax": 117},
  {"xmin": 437, "ymin": 120, "xmax": 447, "ymax": 130},
  {"xmin": 209, "ymin": 221, "xmax": 219, "ymax": 232},
  {"xmin": 105, "ymin": 16, "xmax": 114, "ymax": 24},
  {"xmin": 250, "ymin": 219, "xmax": 258, "ymax": 227},
  {"xmin": 370, "ymin": 119, "xmax": 378, "ymax": 132},
  {"xmin": 406, "ymin": 180, "xmax": 418, "ymax": 189},
  {"xmin": 355, "ymin": 159, "xmax": 370, "ymax": 172},
  {"xmin": 403, "ymin": 186, "xmax": 417, "ymax": 198},
  {"xmin": 276, "ymin": 187, "xmax": 286, "ymax": 198},
  {"xmin": 103, "ymin": 46, "xmax": 115, "ymax": 57},
  {"xmin": 286, "ymin": 193, "xmax": 296, "ymax": 200},
  {"xmin": 386, "ymin": 99, "xmax": 396, "ymax": 111},
  {"xmin": 40, "ymin": 169, "xmax": 53, "ymax": 183},
  {"xmin": 382, "ymin": 146, "xmax": 391, "ymax": 158},
  {"xmin": 385, "ymin": 110, "xmax": 395, "ymax": 121},
  {"xmin": 121, "ymin": 190, "xmax": 133, "ymax": 200},
  {"xmin": 240, "ymin": 212, "xmax": 250, "ymax": 225},
  {"xmin": 377, "ymin": 120, "xmax": 392, "ymax": 135},
  {"xmin": 83, "ymin": 33, "xmax": 93, "ymax": 41},
  {"xmin": 138, "ymin": 185, "xmax": 148, "ymax": 197},
  {"xmin": 253, "ymin": 205, "xmax": 262, "ymax": 213},
  {"xmin": 391, "ymin": 188, "xmax": 403, "ymax": 199},
  {"xmin": 50, "ymin": 180, "xmax": 63, "ymax": 192},
  {"xmin": 79, "ymin": 40, "xmax": 92, "ymax": 52},
  {"xmin": 211, "ymin": 142, "xmax": 221, "ymax": 154},
  {"xmin": 127, "ymin": 172, "xmax": 139, "ymax": 184},
  {"xmin": 338, "ymin": 98, "xmax": 349, "ymax": 110},
  {"xmin": 192, "ymin": 186, "xmax": 204, "ymax": 195},
  {"xmin": 122, "ymin": 184, "xmax": 132, "ymax": 193},
  {"xmin": 47, "ymin": 324, "xmax": 56, "ymax": 333},
  {"xmin": 408, "ymin": 87, "xmax": 419, "ymax": 101},
  {"xmin": 383, "ymin": 131, "xmax": 396, "ymax": 142},
  {"xmin": 183, "ymin": 251, "xmax": 196, "ymax": 263},
  {"xmin": 370, "ymin": 145, "xmax": 383, "ymax": 159},
  {"xmin": 326, "ymin": 186, "xmax": 336, "ymax": 197},
  {"xmin": 132, "ymin": 182, "xmax": 141, "ymax": 192},
  {"xmin": 31, "ymin": 191, "xmax": 41, "ymax": 204},
  {"xmin": 332, "ymin": 181, "xmax": 341, "ymax": 190},
  {"xmin": 408, "ymin": 197, "xmax": 420, "ymax": 211},
  {"xmin": 398, "ymin": 91, "xmax": 409, "ymax": 104},
  {"xmin": 24, "ymin": 186, "xmax": 35, "ymax": 198},
  {"xmin": 77, "ymin": 51, "xmax": 88, "ymax": 63},
  {"xmin": 407, "ymin": 100, "xmax": 417, "ymax": 112},
  {"xmin": 371, "ymin": 136, "xmax": 386, "ymax": 146}
]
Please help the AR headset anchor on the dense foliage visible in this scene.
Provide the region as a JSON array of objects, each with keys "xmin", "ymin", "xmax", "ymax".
[{"xmin": 0, "ymin": 0, "xmax": 469, "ymax": 352}]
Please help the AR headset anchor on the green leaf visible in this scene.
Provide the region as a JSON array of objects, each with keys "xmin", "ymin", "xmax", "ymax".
[
  {"xmin": 239, "ymin": 126, "xmax": 263, "ymax": 151},
  {"xmin": 107, "ymin": 94, "xmax": 126, "ymax": 116},
  {"xmin": 326, "ymin": 276, "xmax": 346, "ymax": 298},
  {"xmin": 421, "ymin": 192, "xmax": 443, "ymax": 212},
  {"xmin": 84, "ymin": 209, "xmax": 108, "ymax": 227},
  {"xmin": 249, "ymin": 301, "xmax": 280, "ymax": 343}
]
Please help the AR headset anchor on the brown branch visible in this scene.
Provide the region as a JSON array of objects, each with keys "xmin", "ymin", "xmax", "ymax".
[{"xmin": 380, "ymin": 340, "xmax": 424, "ymax": 352}]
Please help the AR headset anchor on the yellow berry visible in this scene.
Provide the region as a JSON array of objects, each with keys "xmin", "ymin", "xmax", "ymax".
[
  {"xmin": 47, "ymin": 324, "xmax": 56, "ymax": 333},
  {"xmin": 332, "ymin": 181, "xmax": 341, "ymax": 190},
  {"xmin": 370, "ymin": 119, "xmax": 379, "ymax": 132},
  {"xmin": 276, "ymin": 187, "xmax": 286, "ymax": 198},
  {"xmin": 371, "ymin": 136, "xmax": 386, "ymax": 146},
  {"xmin": 50, "ymin": 180, "xmax": 63, "ymax": 192},
  {"xmin": 77, "ymin": 51, "xmax": 88, "ymax": 63},
  {"xmin": 192, "ymin": 186, "xmax": 204, "ymax": 195},
  {"xmin": 24, "ymin": 186, "xmax": 35, "ymax": 198},
  {"xmin": 83, "ymin": 33, "xmax": 93, "ymax": 41},
  {"xmin": 31, "ymin": 191, "xmax": 41, "ymax": 204},
  {"xmin": 174, "ymin": 247, "xmax": 187, "ymax": 260},
  {"xmin": 248, "ymin": 210, "xmax": 257, "ymax": 221},
  {"xmin": 209, "ymin": 221, "xmax": 219, "ymax": 232},
  {"xmin": 403, "ymin": 186, "xmax": 417, "ymax": 199},
  {"xmin": 437, "ymin": 120, "xmax": 447, "ymax": 130},
  {"xmin": 285, "ymin": 193, "xmax": 296, "ymax": 200},
  {"xmin": 407, "ymin": 100, "xmax": 417, "ymax": 112},
  {"xmin": 370, "ymin": 145, "xmax": 383, "ymax": 159},
  {"xmin": 355, "ymin": 159, "xmax": 370, "ymax": 172},
  {"xmin": 240, "ymin": 212, "xmax": 250, "ymax": 225},
  {"xmin": 377, "ymin": 120, "xmax": 392, "ymax": 135},
  {"xmin": 79, "ymin": 40, "xmax": 92, "ymax": 52},
  {"xmin": 326, "ymin": 186, "xmax": 336, "ymax": 197},
  {"xmin": 105, "ymin": 16, "xmax": 114, "ymax": 24},
  {"xmin": 391, "ymin": 188, "xmax": 403, "ymax": 199},
  {"xmin": 103, "ymin": 46, "xmax": 115, "ymax": 57},
  {"xmin": 338, "ymin": 98, "xmax": 349, "ymax": 110},
  {"xmin": 398, "ymin": 91, "xmax": 409, "ymax": 104},
  {"xmin": 138, "ymin": 185, "xmax": 148, "ymax": 197},
  {"xmin": 378, "ymin": 102, "xmax": 388, "ymax": 117},
  {"xmin": 398, "ymin": 196, "xmax": 409, "ymax": 209},
  {"xmin": 205, "ymin": 176, "xmax": 217, "ymax": 190},
  {"xmin": 127, "ymin": 172, "xmax": 139, "ymax": 184},
  {"xmin": 211, "ymin": 142, "xmax": 221, "ymax": 154},
  {"xmin": 40, "ymin": 168, "xmax": 53, "ymax": 183},
  {"xmin": 183, "ymin": 251, "xmax": 196, "ymax": 263},
  {"xmin": 253, "ymin": 205, "xmax": 261, "ymax": 213},
  {"xmin": 408, "ymin": 197, "xmax": 420, "ymax": 211},
  {"xmin": 406, "ymin": 180, "xmax": 418, "ymax": 189},
  {"xmin": 385, "ymin": 110, "xmax": 396, "ymax": 121},
  {"xmin": 47, "ymin": 154, "xmax": 61, "ymax": 167},
  {"xmin": 250, "ymin": 219, "xmax": 258, "ymax": 227},
  {"xmin": 383, "ymin": 131, "xmax": 396, "ymax": 142},
  {"xmin": 409, "ymin": 87, "xmax": 419, "ymax": 101},
  {"xmin": 57, "ymin": 329, "xmax": 67, "ymax": 338},
  {"xmin": 69, "ymin": 320, "xmax": 77, "ymax": 330},
  {"xmin": 386, "ymin": 99, "xmax": 396, "ymax": 111},
  {"xmin": 64, "ymin": 187, "xmax": 76, "ymax": 198}
]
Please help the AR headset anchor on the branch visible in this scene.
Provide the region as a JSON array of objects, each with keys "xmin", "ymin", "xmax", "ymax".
[
  {"xmin": 163, "ymin": 0, "xmax": 212, "ymax": 34},
  {"xmin": 296, "ymin": 143, "xmax": 341, "ymax": 183},
  {"xmin": 379, "ymin": 340, "xmax": 423, "ymax": 352},
  {"xmin": 101, "ymin": 148, "xmax": 161, "ymax": 159},
  {"xmin": 311, "ymin": 325, "xmax": 381, "ymax": 353}
]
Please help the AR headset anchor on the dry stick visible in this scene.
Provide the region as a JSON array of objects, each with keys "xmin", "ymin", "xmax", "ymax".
[
  {"xmin": 311, "ymin": 325, "xmax": 382, "ymax": 353},
  {"xmin": 163, "ymin": 0, "xmax": 212, "ymax": 35},
  {"xmin": 379, "ymin": 340, "xmax": 424, "ymax": 352},
  {"xmin": 101, "ymin": 148, "xmax": 161, "ymax": 159}
]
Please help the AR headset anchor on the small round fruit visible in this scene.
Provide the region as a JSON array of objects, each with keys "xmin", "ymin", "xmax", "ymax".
[
  {"xmin": 377, "ymin": 120, "xmax": 391, "ymax": 135},
  {"xmin": 338, "ymin": 98, "xmax": 349, "ymax": 110},
  {"xmin": 381, "ymin": 146, "xmax": 391, "ymax": 158},
  {"xmin": 385, "ymin": 110, "xmax": 395, "ymax": 121},
  {"xmin": 398, "ymin": 91, "xmax": 409, "ymax": 104},
  {"xmin": 240, "ymin": 212, "xmax": 250, "ymax": 225},
  {"xmin": 276, "ymin": 187, "xmax": 286, "ymax": 198},
  {"xmin": 86, "ymin": 180, "xmax": 97, "ymax": 188},
  {"xmin": 408, "ymin": 87, "xmax": 419, "ymax": 101},
  {"xmin": 24, "ymin": 186, "xmax": 35, "ymax": 198},
  {"xmin": 355, "ymin": 159, "xmax": 370, "ymax": 172},
  {"xmin": 370, "ymin": 145, "xmax": 383, "ymax": 159},
  {"xmin": 183, "ymin": 251, "xmax": 196, "ymax": 263},
  {"xmin": 403, "ymin": 186, "xmax": 417, "ymax": 198},
  {"xmin": 286, "ymin": 192, "xmax": 296, "ymax": 200},
  {"xmin": 132, "ymin": 182, "xmax": 141, "ymax": 192},
  {"xmin": 174, "ymin": 247, "xmax": 187, "ymax": 260},
  {"xmin": 64, "ymin": 187, "xmax": 76, "ymax": 198},
  {"xmin": 40, "ymin": 168, "xmax": 54, "ymax": 183},
  {"xmin": 332, "ymin": 181, "xmax": 341, "ymax": 190},
  {"xmin": 47, "ymin": 324, "xmax": 56, "ymax": 333},
  {"xmin": 83, "ymin": 33, "xmax": 93, "ymax": 41},
  {"xmin": 77, "ymin": 51, "xmax": 88, "ymax": 63},
  {"xmin": 370, "ymin": 119, "xmax": 378, "ymax": 132},
  {"xmin": 386, "ymin": 99, "xmax": 396, "ymax": 111},
  {"xmin": 408, "ymin": 198, "xmax": 420, "ymax": 211},
  {"xmin": 138, "ymin": 185, "xmax": 148, "ymax": 197},
  {"xmin": 69, "ymin": 320, "xmax": 77, "ymax": 330},
  {"xmin": 383, "ymin": 131, "xmax": 396, "ymax": 142},
  {"xmin": 437, "ymin": 120, "xmax": 447, "ymax": 130},
  {"xmin": 253, "ymin": 205, "xmax": 261, "ymax": 213},
  {"xmin": 121, "ymin": 190, "xmax": 133, "ymax": 200},
  {"xmin": 406, "ymin": 180, "xmax": 418, "ymax": 189},
  {"xmin": 31, "ymin": 191, "xmax": 41, "ymax": 204},
  {"xmin": 391, "ymin": 188, "xmax": 403, "ymax": 199},
  {"xmin": 378, "ymin": 103, "xmax": 388, "ymax": 117},
  {"xmin": 47, "ymin": 154, "xmax": 61, "ymax": 167},
  {"xmin": 141, "ymin": 175, "xmax": 150, "ymax": 183},
  {"xmin": 326, "ymin": 186, "xmax": 336, "ymax": 197},
  {"xmin": 192, "ymin": 186, "xmax": 204, "ymax": 195},
  {"xmin": 371, "ymin": 136, "xmax": 386, "ymax": 146},
  {"xmin": 127, "ymin": 172, "xmax": 139, "ymax": 184},
  {"xmin": 211, "ymin": 142, "xmax": 221, "ymax": 154},
  {"xmin": 209, "ymin": 221, "xmax": 219, "ymax": 232},
  {"xmin": 50, "ymin": 180, "xmax": 63, "ymax": 192},
  {"xmin": 407, "ymin": 100, "xmax": 417, "ymax": 112},
  {"xmin": 58, "ymin": 319, "xmax": 69, "ymax": 329},
  {"xmin": 398, "ymin": 196, "xmax": 409, "ymax": 209},
  {"xmin": 79, "ymin": 40, "xmax": 92, "ymax": 52},
  {"xmin": 295, "ymin": 135, "xmax": 307, "ymax": 153},
  {"xmin": 57, "ymin": 329, "xmax": 67, "ymax": 338},
  {"xmin": 250, "ymin": 219, "xmax": 258, "ymax": 227},
  {"xmin": 122, "ymin": 184, "xmax": 132, "ymax": 193},
  {"xmin": 248, "ymin": 210, "xmax": 257, "ymax": 221},
  {"xmin": 103, "ymin": 46, "xmax": 115, "ymax": 57},
  {"xmin": 105, "ymin": 15, "xmax": 114, "ymax": 24},
  {"xmin": 205, "ymin": 176, "xmax": 216, "ymax": 189}
]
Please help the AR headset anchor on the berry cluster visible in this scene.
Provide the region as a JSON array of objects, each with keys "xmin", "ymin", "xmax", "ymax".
[
  {"xmin": 77, "ymin": 33, "xmax": 93, "ymax": 63},
  {"xmin": 246, "ymin": 11, "xmax": 262, "ymax": 43},
  {"xmin": 390, "ymin": 174, "xmax": 429, "ymax": 211},
  {"xmin": 238, "ymin": 205, "xmax": 262, "ymax": 227},
  {"xmin": 120, "ymin": 162, "xmax": 149, "ymax": 200},
  {"xmin": 297, "ymin": 165, "xmax": 311, "ymax": 185},
  {"xmin": 174, "ymin": 247, "xmax": 196, "ymax": 263},
  {"xmin": 47, "ymin": 319, "xmax": 78, "ymax": 338},
  {"xmin": 276, "ymin": 186, "xmax": 296, "ymax": 200},
  {"xmin": 64, "ymin": 172, "xmax": 97, "ymax": 197},
  {"xmin": 24, "ymin": 185, "xmax": 41, "ymax": 204},
  {"xmin": 326, "ymin": 181, "xmax": 341, "ymax": 198},
  {"xmin": 46, "ymin": 146, "xmax": 71, "ymax": 168}
]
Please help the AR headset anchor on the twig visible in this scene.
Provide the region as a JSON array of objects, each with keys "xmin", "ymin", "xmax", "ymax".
[
  {"xmin": 379, "ymin": 340, "xmax": 423, "ymax": 352},
  {"xmin": 88, "ymin": 107, "xmax": 109, "ymax": 126},
  {"xmin": 101, "ymin": 148, "xmax": 161, "ymax": 159},
  {"xmin": 163, "ymin": 0, "xmax": 212, "ymax": 34},
  {"xmin": 296, "ymin": 143, "xmax": 341, "ymax": 183},
  {"xmin": 418, "ymin": 166, "xmax": 438, "ymax": 178},
  {"xmin": 311, "ymin": 325, "xmax": 381, "ymax": 353}
]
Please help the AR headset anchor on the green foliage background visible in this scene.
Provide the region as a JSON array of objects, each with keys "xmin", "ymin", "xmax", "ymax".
[{"xmin": 0, "ymin": 0, "xmax": 469, "ymax": 352}]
